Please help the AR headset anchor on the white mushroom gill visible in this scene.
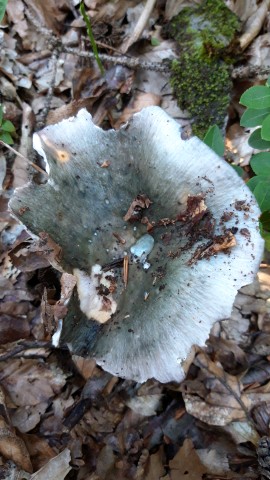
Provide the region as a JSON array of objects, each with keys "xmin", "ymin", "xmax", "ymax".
[{"xmin": 9, "ymin": 106, "xmax": 264, "ymax": 384}]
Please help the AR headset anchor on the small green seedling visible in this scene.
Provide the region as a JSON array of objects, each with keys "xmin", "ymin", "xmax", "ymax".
[
  {"xmin": 240, "ymin": 76, "xmax": 270, "ymax": 250},
  {"xmin": 0, "ymin": 105, "xmax": 15, "ymax": 145},
  {"xmin": 80, "ymin": 1, "xmax": 104, "ymax": 75}
]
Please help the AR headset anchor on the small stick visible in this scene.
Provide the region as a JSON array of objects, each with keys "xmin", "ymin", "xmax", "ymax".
[
  {"xmin": 121, "ymin": 0, "xmax": 157, "ymax": 53},
  {"xmin": 0, "ymin": 141, "xmax": 48, "ymax": 175},
  {"xmin": 0, "ymin": 341, "xmax": 51, "ymax": 362},
  {"xmin": 113, "ymin": 232, "xmax": 126, "ymax": 244},
  {"xmin": 63, "ymin": 46, "xmax": 169, "ymax": 72}
]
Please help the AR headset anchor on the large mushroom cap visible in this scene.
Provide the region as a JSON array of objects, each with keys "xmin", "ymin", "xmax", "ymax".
[{"xmin": 10, "ymin": 107, "xmax": 264, "ymax": 383}]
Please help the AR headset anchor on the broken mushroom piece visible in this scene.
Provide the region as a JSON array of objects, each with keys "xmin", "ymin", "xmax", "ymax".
[{"xmin": 9, "ymin": 107, "xmax": 264, "ymax": 383}]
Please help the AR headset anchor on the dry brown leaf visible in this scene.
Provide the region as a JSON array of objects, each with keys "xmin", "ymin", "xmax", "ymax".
[
  {"xmin": 29, "ymin": 448, "xmax": 71, "ymax": 480},
  {"xmin": 168, "ymin": 439, "xmax": 207, "ymax": 480},
  {"xmin": 0, "ymin": 359, "xmax": 66, "ymax": 407},
  {"xmin": 46, "ymin": 98, "xmax": 95, "ymax": 126},
  {"xmin": 22, "ymin": 433, "xmax": 56, "ymax": 471},
  {"xmin": 11, "ymin": 402, "xmax": 48, "ymax": 433},
  {"xmin": 6, "ymin": 0, "xmax": 29, "ymax": 42},
  {"xmin": 145, "ymin": 447, "xmax": 166, "ymax": 480},
  {"xmin": 9, "ymin": 232, "xmax": 62, "ymax": 272},
  {"xmin": 208, "ymin": 336, "xmax": 248, "ymax": 374},
  {"xmin": 0, "ymin": 314, "xmax": 30, "ymax": 344},
  {"xmin": 0, "ymin": 415, "xmax": 32, "ymax": 472},
  {"xmin": 188, "ymin": 231, "xmax": 236, "ymax": 265},
  {"xmin": 123, "ymin": 194, "xmax": 152, "ymax": 222},
  {"xmin": 72, "ymin": 355, "xmax": 97, "ymax": 380},
  {"xmin": 182, "ymin": 352, "xmax": 249, "ymax": 426},
  {"xmin": 114, "ymin": 92, "xmax": 161, "ymax": 128},
  {"xmin": 24, "ymin": 0, "xmax": 69, "ymax": 34}
]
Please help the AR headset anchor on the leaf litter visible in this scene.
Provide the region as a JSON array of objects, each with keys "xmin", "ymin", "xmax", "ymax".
[{"xmin": 0, "ymin": 0, "xmax": 270, "ymax": 478}]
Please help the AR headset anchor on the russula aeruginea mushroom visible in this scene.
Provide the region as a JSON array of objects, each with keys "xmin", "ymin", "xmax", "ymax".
[{"xmin": 10, "ymin": 107, "xmax": 264, "ymax": 383}]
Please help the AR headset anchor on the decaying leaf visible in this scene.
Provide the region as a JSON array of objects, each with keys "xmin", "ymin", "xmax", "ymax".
[
  {"xmin": 0, "ymin": 415, "xmax": 32, "ymax": 472},
  {"xmin": 168, "ymin": 438, "xmax": 207, "ymax": 480},
  {"xmin": 0, "ymin": 359, "xmax": 66, "ymax": 407},
  {"xmin": 29, "ymin": 448, "xmax": 71, "ymax": 480},
  {"xmin": 182, "ymin": 352, "xmax": 249, "ymax": 426},
  {"xmin": 188, "ymin": 231, "xmax": 237, "ymax": 265},
  {"xmin": 114, "ymin": 91, "xmax": 161, "ymax": 128},
  {"xmin": 123, "ymin": 194, "xmax": 153, "ymax": 222},
  {"xmin": 145, "ymin": 447, "xmax": 166, "ymax": 480}
]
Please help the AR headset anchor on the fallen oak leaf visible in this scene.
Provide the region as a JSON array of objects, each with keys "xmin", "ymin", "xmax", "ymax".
[{"xmin": 169, "ymin": 438, "xmax": 207, "ymax": 480}]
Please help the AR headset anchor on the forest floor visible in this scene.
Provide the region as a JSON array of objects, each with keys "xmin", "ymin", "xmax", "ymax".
[{"xmin": 1, "ymin": 1, "xmax": 270, "ymax": 479}]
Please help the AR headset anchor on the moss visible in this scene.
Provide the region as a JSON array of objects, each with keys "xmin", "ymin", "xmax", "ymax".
[{"xmin": 166, "ymin": 0, "xmax": 240, "ymax": 138}]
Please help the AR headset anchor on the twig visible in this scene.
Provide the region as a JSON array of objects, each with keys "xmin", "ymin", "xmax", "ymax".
[
  {"xmin": 24, "ymin": 5, "xmax": 61, "ymax": 129},
  {"xmin": 0, "ymin": 341, "xmax": 52, "ymax": 362},
  {"xmin": 63, "ymin": 46, "xmax": 169, "ymax": 71},
  {"xmin": 121, "ymin": 0, "xmax": 157, "ymax": 53},
  {"xmin": 0, "ymin": 140, "xmax": 48, "ymax": 175},
  {"xmin": 123, "ymin": 255, "xmax": 129, "ymax": 289},
  {"xmin": 36, "ymin": 49, "xmax": 60, "ymax": 129},
  {"xmin": 232, "ymin": 64, "xmax": 270, "ymax": 79},
  {"xmin": 239, "ymin": 0, "xmax": 270, "ymax": 51}
]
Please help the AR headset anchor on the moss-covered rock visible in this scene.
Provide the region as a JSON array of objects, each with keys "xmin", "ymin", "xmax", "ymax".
[{"xmin": 166, "ymin": 0, "xmax": 240, "ymax": 137}]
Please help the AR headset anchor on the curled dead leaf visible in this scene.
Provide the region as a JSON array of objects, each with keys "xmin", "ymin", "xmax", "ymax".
[{"xmin": 123, "ymin": 194, "xmax": 153, "ymax": 222}]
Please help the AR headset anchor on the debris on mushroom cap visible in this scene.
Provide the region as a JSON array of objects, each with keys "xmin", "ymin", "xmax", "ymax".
[{"xmin": 9, "ymin": 107, "xmax": 264, "ymax": 383}]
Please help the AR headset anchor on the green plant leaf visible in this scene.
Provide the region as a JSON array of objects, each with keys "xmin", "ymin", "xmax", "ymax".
[
  {"xmin": 151, "ymin": 37, "xmax": 160, "ymax": 46},
  {"xmin": 254, "ymin": 180, "xmax": 270, "ymax": 211},
  {"xmin": 260, "ymin": 211, "xmax": 270, "ymax": 232},
  {"xmin": 0, "ymin": 131, "xmax": 13, "ymax": 144},
  {"xmin": 1, "ymin": 119, "xmax": 15, "ymax": 133},
  {"xmin": 231, "ymin": 164, "xmax": 243, "ymax": 177},
  {"xmin": 240, "ymin": 107, "xmax": 270, "ymax": 128},
  {"xmin": 262, "ymin": 230, "xmax": 270, "ymax": 250},
  {"xmin": 0, "ymin": 0, "xmax": 8, "ymax": 23},
  {"xmin": 259, "ymin": 223, "xmax": 270, "ymax": 250},
  {"xmin": 240, "ymin": 86, "xmax": 270, "ymax": 109},
  {"xmin": 250, "ymin": 152, "xmax": 270, "ymax": 176},
  {"xmin": 247, "ymin": 175, "xmax": 264, "ymax": 192},
  {"xmin": 248, "ymin": 128, "xmax": 270, "ymax": 149},
  {"xmin": 203, "ymin": 125, "xmax": 224, "ymax": 156},
  {"xmin": 261, "ymin": 113, "xmax": 270, "ymax": 140}
]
